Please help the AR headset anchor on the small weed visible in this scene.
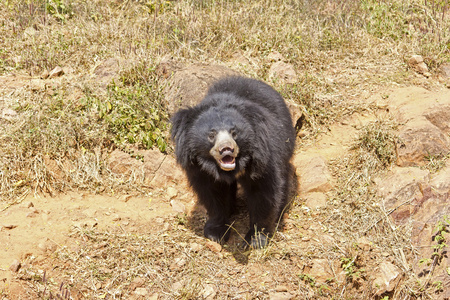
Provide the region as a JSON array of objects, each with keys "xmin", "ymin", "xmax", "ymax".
[
  {"xmin": 353, "ymin": 120, "xmax": 398, "ymax": 168},
  {"xmin": 417, "ymin": 215, "xmax": 449, "ymax": 294},
  {"xmin": 45, "ymin": 0, "xmax": 74, "ymax": 22},
  {"xmin": 298, "ymin": 273, "xmax": 316, "ymax": 287},
  {"xmin": 424, "ymin": 153, "xmax": 449, "ymax": 173},
  {"xmin": 341, "ymin": 256, "xmax": 365, "ymax": 281}
]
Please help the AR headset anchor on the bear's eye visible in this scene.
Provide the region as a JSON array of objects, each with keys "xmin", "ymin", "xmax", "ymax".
[
  {"xmin": 230, "ymin": 129, "xmax": 237, "ymax": 139},
  {"xmin": 208, "ymin": 130, "xmax": 217, "ymax": 142}
]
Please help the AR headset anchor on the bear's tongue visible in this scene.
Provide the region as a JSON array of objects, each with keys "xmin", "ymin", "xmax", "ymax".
[{"xmin": 222, "ymin": 155, "xmax": 234, "ymax": 164}]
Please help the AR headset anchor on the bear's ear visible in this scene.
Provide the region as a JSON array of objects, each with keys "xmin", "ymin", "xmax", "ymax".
[{"xmin": 171, "ymin": 108, "xmax": 194, "ymax": 168}]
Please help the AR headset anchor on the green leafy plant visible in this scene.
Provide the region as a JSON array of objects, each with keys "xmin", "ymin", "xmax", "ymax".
[{"xmin": 341, "ymin": 256, "xmax": 365, "ymax": 281}]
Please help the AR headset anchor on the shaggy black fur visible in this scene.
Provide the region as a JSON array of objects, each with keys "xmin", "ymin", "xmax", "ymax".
[{"xmin": 171, "ymin": 76, "xmax": 295, "ymax": 248}]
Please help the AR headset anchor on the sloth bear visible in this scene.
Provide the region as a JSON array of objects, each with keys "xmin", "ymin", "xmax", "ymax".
[{"xmin": 171, "ymin": 76, "xmax": 295, "ymax": 248}]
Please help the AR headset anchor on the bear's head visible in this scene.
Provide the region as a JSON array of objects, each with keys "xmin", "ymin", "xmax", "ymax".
[{"xmin": 171, "ymin": 104, "xmax": 257, "ymax": 182}]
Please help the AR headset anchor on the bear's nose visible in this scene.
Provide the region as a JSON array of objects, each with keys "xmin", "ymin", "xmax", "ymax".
[{"xmin": 219, "ymin": 145, "xmax": 234, "ymax": 155}]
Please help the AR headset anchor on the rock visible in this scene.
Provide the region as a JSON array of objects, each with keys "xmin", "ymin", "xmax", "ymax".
[
  {"xmin": 29, "ymin": 78, "xmax": 46, "ymax": 91},
  {"xmin": 294, "ymin": 155, "xmax": 333, "ymax": 194},
  {"xmin": 121, "ymin": 194, "xmax": 132, "ymax": 202},
  {"xmin": 37, "ymin": 238, "xmax": 57, "ymax": 253},
  {"xmin": 269, "ymin": 292, "xmax": 294, "ymax": 300},
  {"xmin": 1, "ymin": 108, "xmax": 18, "ymax": 121},
  {"xmin": 111, "ymin": 213, "xmax": 121, "ymax": 221},
  {"xmin": 163, "ymin": 64, "xmax": 238, "ymax": 115},
  {"xmin": 170, "ymin": 200, "xmax": 186, "ymax": 214},
  {"xmin": 155, "ymin": 57, "xmax": 182, "ymax": 79},
  {"xmin": 148, "ymin": 293, "xmax": 159, "ymax": 300},
  {"xmin": 40, "ymin": 69, "xmax": 49, "ymax": 79},
  {"xmin": 23, "ymin": 26, "xmax": 38, "ymax": 37},
  {"xmin": 190, "ymin": 242, "xmax": 203, "ymax": 252},
  {"xmin": 2, "ymin": 224, "xmax": 17, "ymax": 230},
  {"xmin": 172, "ymin": 281, "xmax": 183, "ymax": 291},
  {"xmin": 408, "ymin": 55, "xmax": 428, "ymax": 75},
  {"xmin": 430, "ymin": 162, "xmax": 450, "ymax": 193},
  {"xmin": 44, "ymin": 155, "xmax": 64, "ymax": 181},
  {"xmin": 142, "ymin": 148, "xmax": 166, "ymax": 173},
  {"xmin": 275, "ymin": 285, "xmax": 289, "ymax": 292},
  {"xmin": 93, "ymin": 58, "xmax": 130, "ymax": 87},
  {"xmin": 169, "ymin": 257, "xmax": 186, "ymax": 270},
  {"xmin": 387, "ymin": 87, "xmax": 450, "ymax": 124},
  {"xmin": 9, "ymin": 259, "xmax": 21, "ymax": 272},
  {"xmin": 268, "ymin": 61, "xmax": 297, "ymax": 84},
  {"xmin": 267, "ymin": 51, "xmax": 285, "ymax": 62},
  {"xmin": 372, "ymin": 262, "xmax": 402, "ymax": 296},
  {"xmin": 108, "ymin": 149, "xmax": 143, "ymax": 176},
  {"xmin": 307, "ymin": 259, "xmax": 334, "ymax": 284},
  {"xmin": 424, "ymin": 104, "xmax": 450, "ymax": 134},
  {"xmin": 395, "ymin": 118, "xmax": 450, "ymax": 167},
  {"xmin": 167, "ymin": 187, "xmax": 178, "ymax": 199},
  {"xmin": 20, "ymin": 201, "xmax": 34, "ymax": 208},
  {"xmin": 287, "ymin": 101, "xmax": 304, "ymax": 130},
  {"xmin": 150, "ymin": 155, "xmax": 186, "ymax": 188},
  {"xmin": 356, "ymin": 236, "xmax": 372, "ymax": 251},
  {"xmin": 304, "ymin": 192, "xmax": 327, "ymax": 209},
  {"xmin": 201, "ymin": 283, "xmax": 217, "ymax": 300},
  {"xmin": 205, "ymin": 240, "xmax": 222, "ymax": 253},
  {"xmin": 437, "ymin": 62, "xmax": 450, "ymax": 78},
  {"xmin": 376, "ymin": 166, "xmax": 429, "ymax": 215},
  {"xmin": 408, "ymin": 55, "xmax": 424, "ymax": 65},
  {"xmin": 49, "ymin": 66, "xmax": 64, "ymax": 78},
  {"xmin": 134, "ymin": 287, "xmax": 148, "ymax": 296}
]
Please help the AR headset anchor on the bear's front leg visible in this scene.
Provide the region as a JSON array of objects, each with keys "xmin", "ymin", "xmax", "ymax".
[
  {"xmin": 241, "ymin": 177, "xmax": 280, "ymax": 249},
  {"xmin": 188, "ymin": 169, "xmax": 237, "ymax": 243}
]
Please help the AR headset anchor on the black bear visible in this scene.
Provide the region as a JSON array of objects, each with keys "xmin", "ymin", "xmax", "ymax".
[{"xmin": 171, "ymin": 76, "xmax": 295, "ymax": 248}]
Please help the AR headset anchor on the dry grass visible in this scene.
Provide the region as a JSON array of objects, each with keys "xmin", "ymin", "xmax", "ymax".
[
  {"xmin": 1, "ymin": 0, "xmax": 449, "ymax": 199},
  {"xmin": 1, "ymin": 0, "xmax": 449, "ymax": 299}
]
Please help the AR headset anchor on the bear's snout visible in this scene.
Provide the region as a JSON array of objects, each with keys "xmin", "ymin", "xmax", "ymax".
[{"xmin": 210, "ymin": 130, "xmax": 239, "ymax": 171}]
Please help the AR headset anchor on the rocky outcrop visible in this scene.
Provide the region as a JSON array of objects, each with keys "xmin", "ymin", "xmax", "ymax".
[
  {"xmin": 388, "ymin": 87, "xmax": 450, "ymax": 167},
  {"xmin": 162, "ymin": 64, "xmax": 238, "ymax": 115}
]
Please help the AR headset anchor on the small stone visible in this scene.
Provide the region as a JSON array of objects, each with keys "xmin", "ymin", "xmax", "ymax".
[
  {"xmin": 269, "ymin": 291, "xmax": 294, "ymax": 300},
  {"xmin": 275, "ymin": 285, "xmax": 289, "ymax": 292},
  {"xmin": 438, "ymin": 62, "xmax": 450, "ymax": 79},
  {"xmin": 49, "ymin": 66, "xmax": 64, "ymax": 78},
  {"xmin": 372, "ymin": 262, "xmax": 402, "ymax": 296},
  {"xmin": 1, "ymin": 108, "xmax": 18, "ymax": 121},
  {"xmin": 201, "ymin": 284, "xmax": 217, "ymax": 299},
  {"xmin": 29, "ymin": 79, "xmax": 46, "ymax": 91},
  {"xmin": 20, "ymin": 201, "xmax": 34, "ymax": 208},
  {"xmin": 121, "ymin": 195, "xmax": 132, "ymax": 202},
  {"xmin": 37, "ymin": 238, "xmax": 57, "ymax": 253},
  {"xmin": 408, "ymin": 55, "xmax": 424, "ymax": 65},
  {"xmin": 9, "ymin": 260, "xmax": 21, "ymax": 272},
  {"xmin": 267, "ymin": 51, "xmax": 284, "ymax": 62},
  {"xmin": 170, "ymin": 257, "xmax": 186, "ymax": 270},
  {"xmin": 2, "ymin": 224, "xmax": 17, "ymax": 230},
  {"xmin": 134, "ymin": 287, "xmax": 148, "ymax": 296},
  {"xmin": 167, "ymin": 187, "xmax": 178, "ymax": 199},
  {"xmin": 170, "ymin": 200, "xmax": 186, "ymax": 214},
  {"xmin": 111, "ymin": 214, "xmax": 121, "ymax": 221},
  {"xmin": 356, "ymin": 236, "xmax": 372, "ymax": 251},
  {"xmin": 148, "ymin": 294, "xmax": 159, "ymax": 300},
  {"xmin": 268, "ymin": 61, "xmax": 298, "ymax": 84},
  {"xmin": 26, "ymin": 211, "xmax": 38, "ymax": 218},
  {"xmin": 190, "ymin": 242, "xmax": 203, "ymax": 252},
  {"xmin": 304, "ymin": 192, "xmax": 327, "ymax": 209},
  {"xmin": 172, "ymin": 281, "xmax": 183, "ymax": 291},
  {"xmin": 206, "ymin": 241, "xmax": 222, "ymax": 253},
  {"xmin": 40, "ymin": 69, "xmax": 49, "ymax": 79}
]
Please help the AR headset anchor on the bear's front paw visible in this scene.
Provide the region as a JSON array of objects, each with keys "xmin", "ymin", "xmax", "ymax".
[
  {"xmin": 204, "ymin": 221, "xmax": 231, "ymax": 243},
  {"xmin": 245, "ymin": 230, "xmax": 269, "ymax": 249}
]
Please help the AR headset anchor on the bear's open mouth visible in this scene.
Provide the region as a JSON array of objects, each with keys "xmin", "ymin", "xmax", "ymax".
[{"xmin": 219, "ymin": 155, "xmax": 236, "ymax": 171}]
